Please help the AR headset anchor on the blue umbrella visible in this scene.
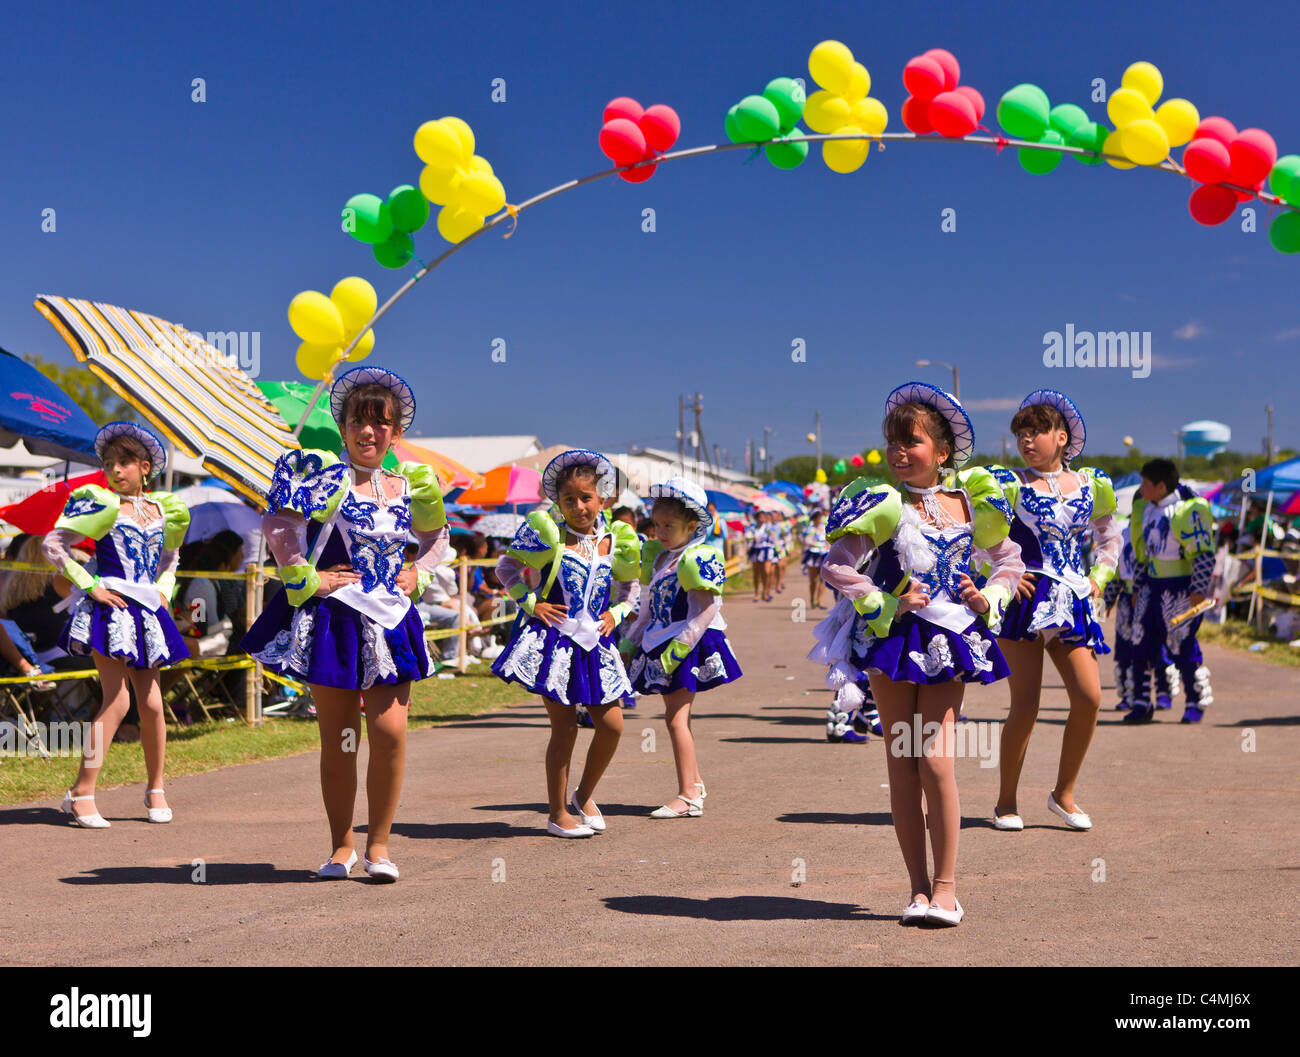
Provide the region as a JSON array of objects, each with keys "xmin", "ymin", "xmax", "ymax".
[
  {"xmin": 705, "ymin": 489, "xmax": 744, "ymax": 513},
  {"xmin": 0, "ymin": 347, "xmax": 99, "ymax": 463},
  {"xmin": 763, "ymin": 480, "xmax": 805, "ymax": 500}
]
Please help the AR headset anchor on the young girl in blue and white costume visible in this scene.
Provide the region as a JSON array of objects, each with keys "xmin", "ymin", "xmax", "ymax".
[
  {"xmin": 623, "ymin": 477, "xmax": 742, "ymax": 818},
  {"xmin": 243, "ymin": 367, "xmax": 449, "ymax": 882},
  {"xmin": 43, "ymin": 422, "xmax": 191, "ymax": 828},
  {"xmin": 986, "ymin": 391, "xmax": 1121, "ymax": 833},
  {"xmin": 808, "ymin": 383, "xmax": 1024, "ymax": 927},
  {"xmin": 492, "ymin": 450, "xmax": 641, "ymax": 837}
]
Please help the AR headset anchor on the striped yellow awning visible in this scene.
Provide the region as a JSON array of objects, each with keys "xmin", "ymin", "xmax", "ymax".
[{"xmin": 35, "ymin": 295, "xmax": 297, "ymax": 506}]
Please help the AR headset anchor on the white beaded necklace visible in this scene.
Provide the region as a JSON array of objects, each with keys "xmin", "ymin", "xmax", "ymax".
[
  {"xmin": 1027, "ymin": 465, "xmax": 1067, "ymax": 499},
  {"xmin": 564, "ymin": 521, "xmax": 601, "ymax": 562},
  {"xmin": 905, "ymin": 483, "xmax": 961, "ymax": 529}
]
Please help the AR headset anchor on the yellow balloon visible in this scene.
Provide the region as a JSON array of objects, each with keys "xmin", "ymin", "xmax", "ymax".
[
  {"xmin": 468, "ymin": 154, "xmax": 494, "ymax": 176},
  {"xmin": 440, "ymin": 116, "xmax": 476, "ymax": 160},
  {"xmin": 850, "ymin": 97, "xmax": 888, "ymax": 135},
  {"xmin": 814, "ymin": 468, "xmax": 828, "ymax": 483},
  {"xmin": 844, "ymin": 61, "xmax": 870, "ymax": 103},
  {"xmin": 413, "ymin": 120, "xmax": 465, "ymax": 168},
  {"xmin": 1121, "ymin": 118, "xmax": 1170, "ymax": 166},
  {"xmin": 1107, "ymin": 86, "xmax": 1153, "ymax": 128},
  {"xmin": 866, "ymin": 449, "xmax": 882, "ymax": 465},
  {"xmin": 329, "ymin": 277, "xmax": 377, "ymax": 334},
  {"xmin": 806, "ymin": 432, "xmax": 817, "ymax": 444},
  {"xmin": 419, "ymin": 163, "xmax": 463, "ymax": 206},
  {"xmin": 295, "ymin": 341, "xmax": 340, "ymax": 381},
  {"xmin": 803, "ymin": 89, "xmax": 851, "ymax": 134},
  {"xmin": 437, "ymin": 204, "xmax": 485, "ymax": 244},
  {"xmin": 1154, "ymin": 98, "xmax": 1200, "ymax": 148},
  {"xmin": 1122, "ymin": 61, "xmax": 1164, "ymax": 106},
  {"xmin": 288, "ymin": 291, "xmax": 344, "ymax": 346},
  {"xmin": 456, "ymin": 171, "xmax": 506, "ymax": 215},
  {"xmin": 1102, "ymin": 129, "xmax": 1135, "ymax": 169},
  {"xmin": 822, "ymin": 126, "xmax": 868, "ymax": 173},
  {"xmin": 346, "ymin": 328, "xmax": 375, "ymax": 362},
  {"xmin": 809, "ymin": 40, "xmax": 854, "ymax": 95}
]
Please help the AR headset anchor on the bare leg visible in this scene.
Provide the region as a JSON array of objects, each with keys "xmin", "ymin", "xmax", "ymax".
[
  {"xmin": 311, "ymin": 684, "xmax": 362, "ymax": 864},
  {"xmin": 994, "ymin": 637, "xmax": 1045, "ymax": 818},
  {"xmin": 128, "ymin": 667, "xmax": 168, "ymax": 812},
  {"xmin": 574, "ymin": 700, "xmax": 624, "ymax": 813},
  {"xmin": 870, "ymin": 673, "xmax": 929, "ymax": 906},
  {"xmin": 1045, "ymin": 638, "xmax": 1101, "ymax": 814},
  {"xmin": 361, "ymin": 681, "xmax": 410, "ymax": 861},
  {"xmin": 915, "ymin": 680, "xmax": 964, "ymax": 912},
  {"xmin": 657, "ymin": 688, "xmax": 701, "ymax": 813},
  {"xmin": 542, "ymin": 696, "xmax": 582, "ymax": 827},
  {"xmin": 68, "ymin": 653, "xmax": 133, "ymax": 817}
]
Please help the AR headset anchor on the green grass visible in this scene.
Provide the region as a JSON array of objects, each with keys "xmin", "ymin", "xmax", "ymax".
[
  {"xmin": 1200, "ymin": 618, "xmax": 1300, "ymax": 669},
  {"xmin": 0, "ymin": 668, "xmax": 529, "ymax": 806}
]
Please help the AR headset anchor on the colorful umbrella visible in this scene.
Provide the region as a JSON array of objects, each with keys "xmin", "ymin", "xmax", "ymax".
[
  {"xmin": 389, "ymin": 437, "xmax": 484, "ymax": 491},
  {"xmin": 473, "ymin": 513, "xmax": 526, "ymax": 538},
  {"xmin": 0, "ymin": 347, "xmax": 100, "ymax": 464},
  {"xmin": 35, "ymin": 295, "xmax": 297, "ymax": 505},
  {"xmin": 455, "ymin": 465, "xmax": 542, "ymax": 507},
  {"xmin": 0, "ymin": 470, "xmax": 108, "ymax": 533}
]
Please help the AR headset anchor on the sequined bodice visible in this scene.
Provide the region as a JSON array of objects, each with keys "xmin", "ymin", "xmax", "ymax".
[
  {"xmin": 102, "ymin": 508, "xmax": 164, "ymax": 583},
  {"xmin": 908, "ymin": 526, "xmax": 975, "ymax": 601},
  {"xmin": 548, "ymin": 534, "xmax": 614, "ymax": 621},
  {"xmin": 339, "ymin": 486, "xmax": 411, "ymax": 595},
  {"xmin": 1013, "ymin": 472, "xmax": 1093, "ymax": 577}
]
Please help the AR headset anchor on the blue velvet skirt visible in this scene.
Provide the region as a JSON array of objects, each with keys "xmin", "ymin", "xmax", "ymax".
[
  {"xmin": 60, "ymin": 596, "xmax": 190, "ymax": 670},
  {"xmin": 491, "ymin": 614, "xmax": 632, "ymax": 707},
  {"xmin": 628, "ymin": 628, "xmax": 743, "ymax": 695},
  {"xmin": 998, "ymin": 575, "xmax": 1109, "ymax": 654},
  {"xmin": 853, "ymin": 611, "xmax": 1010, "ymax": 685}
]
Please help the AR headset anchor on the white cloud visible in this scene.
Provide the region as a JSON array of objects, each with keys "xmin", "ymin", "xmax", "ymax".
[
  {"xmin": 1173, "ymin": 320, "xmax": 1206, "ymax": 340},
  {"xmin": 1274, "ymin": 327, "xmax": 1300, "ymax": 341},
  {"xmin": 1151, "ymin": 353, "xmax": 1203, "ymax": 369}
]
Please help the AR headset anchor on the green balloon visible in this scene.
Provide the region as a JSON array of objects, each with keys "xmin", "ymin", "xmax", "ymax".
[
  {"xmin": 724, "ymin": 103, "xmax": 744, "ymax": 144},
  {"xmin": 1068, "ymin": 121, "xmax": 1108, "ymax": 165},
  {"xmin": 733, "ymin": 94, "xmax": 781, "ymax": 142},
  {"xmin": 1268, "ymin": 155, "xmax": 1300, "ymax": 200},
  {"xmin": 343, "ymin": 193, "xmax": 393, "ymax": 244},
  {"xmin": 1049, "ymin": 103, "xmax": 1089, "ymax": 139},
  {"xmin": 763, "ymin": 77, "xmax": 806, "ymax": 133},
  {"xmin": 833, "ymin": 459, "xmax": 847, "ymax": 475},
  {"xmin": 997, "ymin": 84, "xmax": 1051, "ymax": 140},
  {"xmin": 387, "ymin": 185, "xmax": 429, "ymax": 234},
  {"xmin": 1019, "ymin": 128, "xmax": 1064, "ymax": 174},
  {"xmin": 765, "ymin": 132, "xmax": 809, "ymax": 169},
  {"xmin": 1268, "ymin": 211, "xmax": 1300, "ymax": 254},
  {"xmin": 372, "ymin": 230, "xmax": 414, "ymax": 269}
]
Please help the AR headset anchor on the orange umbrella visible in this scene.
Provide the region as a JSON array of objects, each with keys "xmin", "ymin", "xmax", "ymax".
[
  {"xmin": 388, "ymin": 438, "xmax": 484, "ymax": 491},
  {"xmin": 456, "ymin": 464, "xmax": 543, "ymax": 507}
]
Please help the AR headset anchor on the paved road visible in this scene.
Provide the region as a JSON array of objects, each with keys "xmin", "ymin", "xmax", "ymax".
[{"xmin": 2, "ymin": 591, "xmax": 1296, "ymax": 965}]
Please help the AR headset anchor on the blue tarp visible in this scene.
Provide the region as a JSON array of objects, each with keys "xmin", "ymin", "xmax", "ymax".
[
  {"xmin": 1218, "ymin": 455, "xmax": 1300, "ymax": 497},
  {"xmin": 0, "ymin": 347, "xmax": 99, "ymax": 463}
]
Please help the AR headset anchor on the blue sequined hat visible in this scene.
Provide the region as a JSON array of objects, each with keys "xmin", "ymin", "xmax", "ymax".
[
  {"xmin": 94, "ymin": 421, "xmax": 167, "ymax": 480},
  {"xmin": 647, "ymin": 477, "xmax": 711, "ymax": 546},
  {"xmin": 885, "ymin": 381, "xmax": 975, "ymax": 469},
  {"xmin": 330, "ymin": 366, "xmax": 416, "ymax": 432},
  {"xmin": 1019, "ymin": 389, "xmax": 1086, "ymax": 463},
  {"xmin": 542, "ymin": 449, "xmax": 617, "ymax": 501}
]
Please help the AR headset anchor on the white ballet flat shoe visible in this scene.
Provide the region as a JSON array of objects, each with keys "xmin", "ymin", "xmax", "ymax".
[
  {"xmin": 144, "ymin": 789, "xmax": 172, "ymax": 824},
  {"xmin": 924, "ymin": 899, "xmax": 964, "ymax": 927},
  {"xmin": 993, "ymin": 810, "xmax": 1024, "ymax": 831},
  {"xmin": 61, "ymin": 790, "xmax": 110, "ymax": 829},
  {"xmin": 901, "ymin": 899, "xmax": 930, "ymax": 926},
  {"xmin": 569, "ymin": 792, "xmax": 605, "ymax": 832},
  {"xmin": 317, "ymin": 850, "xmax": 358, "ymax": 879},
  {"xmin": 364, "ymin": 855, "xmax": 399, "ymax": 882},
  {"xmin": 695, "ymin": 780, "xmax": 707, "ymax": 800},
  {"xmin": 649, "ymin": 794, "xmax": 703, "ymax": 819},
  {"xmin": 546, "ymin": 819, "xmax": 595, "ymax": 838},
  {"xmin": 1047, "ymin": 791, "xmax": 1092, "ymax": 830}
]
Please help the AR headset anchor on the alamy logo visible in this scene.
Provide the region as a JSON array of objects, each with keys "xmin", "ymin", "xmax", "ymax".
[
  {"xmin": 49, "ymin": 989, "xmax": 151, "ymax": 1037},
  {"xmin": 1042, "ymin": 324, "xmax": 1151, "ymax": 379}
]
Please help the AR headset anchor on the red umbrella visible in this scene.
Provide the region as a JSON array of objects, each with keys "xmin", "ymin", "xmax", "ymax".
[{"xmin": 0, "ymin": 470, "xmax": 108, "ymax": 534}]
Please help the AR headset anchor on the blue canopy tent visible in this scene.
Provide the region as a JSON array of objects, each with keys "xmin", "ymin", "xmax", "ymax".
[
  {"xmin": 705, "ymin": 489, "xmax": 744, "ymax": 513},
  {"xmin": 0, "ymin": 347, "xmax": 99, "ymax": 464},
  {"xmin": 763, "ymin": 480, "xmax": 805, "ymax": 501}
]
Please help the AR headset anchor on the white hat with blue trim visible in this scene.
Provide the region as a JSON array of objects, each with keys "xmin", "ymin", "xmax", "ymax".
[
  {"xmin": 885, "ymin": 381, "xmax": 975, "ymax": 469},
  {"xmin": 94, "ymin": 421, "xmax": 167, "ymax": 481},
  {"xmin": 542, "ymin": 449, "xmax": 617, "ymax": 501},
  {"xmin": 330, "ymin": 366, "xmax": 416, "ymax": 432},
  {"xmin": 1019, "ymin": 389, "xmax": 1086, "ymax": 463},
  {"xmin": 647, "ymin": 476, "xmax": 711, "ymax": 545}
]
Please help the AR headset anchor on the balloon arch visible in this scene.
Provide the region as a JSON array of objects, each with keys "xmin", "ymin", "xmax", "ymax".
[{"xmin": 284, "ymin": 41, "xmax": 1300, "ymax": 425}]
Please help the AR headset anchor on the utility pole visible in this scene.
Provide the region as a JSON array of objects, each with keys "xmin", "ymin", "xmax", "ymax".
[
  {"xmin": 1001, "ymin": 434, "xmax": 1008, "ymax": 464},
  {"xmin": 689, "ymin": 392, "xmax": 714, "ymax": 481},
  {"xmin": 815, "ymin": 409, "xmax": 822, "ymax": 472},
  {"xmin": 1266, "ymin": 404, "xmax": 1274, "ymax": 464},
  {"xmin": 763, "ymin": 426, "xmax": 772, "ymax": 479},
  {"xmin": 677, "ymin": 395, "xmax": 686, "ymax": 473}
]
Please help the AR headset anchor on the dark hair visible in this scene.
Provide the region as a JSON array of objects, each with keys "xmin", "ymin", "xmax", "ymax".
[
  {"xmin": 555, "ymin": 463, "xmax": 600, "ymax": 494},
  {"xmin": 342, "ymin": 383, "xmax": 401, "ymax": 429},
  {"xmin": 101, "ymin": 435, "xmax": 153, "ymax": 476},
  {"xmin": 1141, "ymin": 458, "xmax": 1179, "ymax": 492},
  {"xmin": 4, "ymin": 533, "xmax": 32, "ymax": 561},
  {"xmin": 636, "ymin": 516, "xmax": 654, "ymax": 535},
  {"xmin": 883, "ymin": 401, "xmax": 955, "ymax": 468},
  {"xmin": 611, "ymin": 506, "xmax": 635, "ymax": 523},
  {"xmin": 653, "ymin": 496, "xmax": 697, "ymax": 526},
  {"xmin": 1010, "ymin": 403, "xmax": 1068, "ymax": 439},
  {"xmin": 205, "ymin": 530, "xmax": 245, "ymax": 569}
]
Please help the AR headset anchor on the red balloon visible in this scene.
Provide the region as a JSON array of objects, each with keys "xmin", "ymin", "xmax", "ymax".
[
  {"xmin": 929, "ymin": 90, "xmax": 977, "ymax": 137},
  {"xmin": 901, "ymin": 95, "xmax": 934, "ymax": 134},
  {"xmin": 603, "ymin": 97, "xmax": 644, "ymax": 125},
  {"xmin": 903, "ymin": 55, "xmax": 946, "ymax": 101},
  {"xmin": 639, "ymin": 104, "xmax": 681, "ymax": 152},
  {"xmin": 599, "ymin": 118, "xmax": 648, "ymax": 166},
  {"xmin": 1193, "ymin": 116, "xmax": 1237, "ymax": 149},
  {"xmin": 924, "ymin": 48, "xmax": 961, "ymax": 91},
  {"xmin": 1228, "ymin": 128, "xmax": 1278, "ymax": 189},
  {"xmin": 954, "ymin": 84, "xmax": 985, "ymax": 121},
  {"xmin": 850, "ymin": 453, "xmax": 865, "ymax": 466},
  {"xmin": 618, "ymin": 160, "xmax": 657, "ymax": 183},
  {"xmin": 1182, "ymin": 138, "xmax": 1231, "ymax": 184},
  {"xmin": 1188, "ymin": 184, "xmax": 1237, "ymax": 225}
]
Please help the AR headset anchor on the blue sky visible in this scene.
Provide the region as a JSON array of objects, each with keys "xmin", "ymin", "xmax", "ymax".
[{"xmin": 2, "ymin": 0, "xmax": 1297, "ymax": 471}]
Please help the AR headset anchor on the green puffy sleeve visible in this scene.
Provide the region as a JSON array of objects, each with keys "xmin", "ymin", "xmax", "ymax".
[
  {"xmin": 1173, "ymin": 497, "xmax": 1215, "ymax": 558},
  {"xmin": 825, "ymin": 478, "xmax": 902, "ymax": 546},
  {"xmin": 956, "ymin": 466, "xmax": 1015, "ymax": 549},
  {"xmin": 53, "ymin": 484, "xmax": 119, "ymax": 541},
  {"xmin": 265, "ymin": 448, "xmax": 347, "ymax": 523},
  {"xmin": 609, "ymin": 519, "xmax": 642, "ymax": 581},
  {"xmin": 639, "ymin": 540, "xmax": 666, "ymax": 584},
  {"xmin": 677, "ymin": 544, "xmax": 726, "ymax": 594},
  {"xmin": 150, "ymin": 491, "xmax": 191, "ymax": 550},
  {"xmin": 506, "ymin": 510, "xmax": 561, "ymax": 570},
  {"xmin": 396, "ymin": 462, "xmax": 447, "ymax": 532},
  {"xmin": 1079, "ymin": 467, "xmax": 1117, "ymax": 519},
  {"xmin": 1129, "ymin": 497, "xmax": 1150, "ymax": 565},
  {"xmin": 984, "ymin": 464, "xmax": 1021, "ymax": 512}
]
